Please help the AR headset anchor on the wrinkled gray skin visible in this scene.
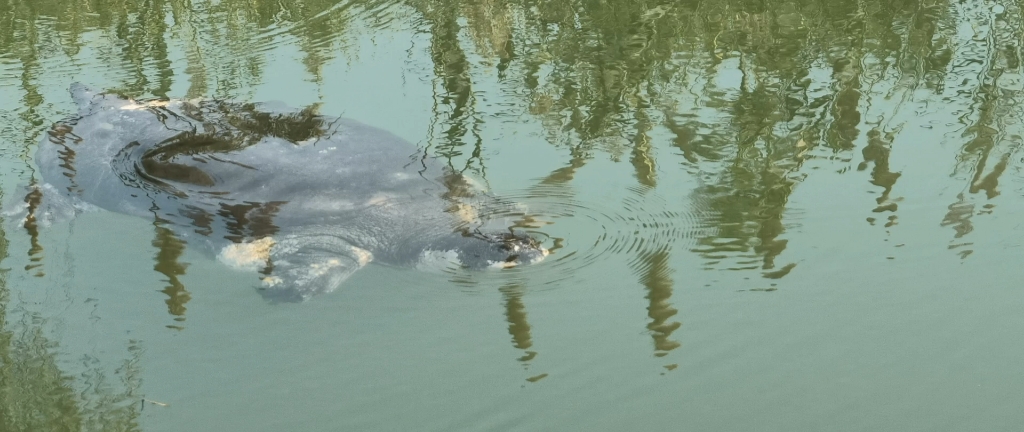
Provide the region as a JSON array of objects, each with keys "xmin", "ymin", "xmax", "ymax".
[{"xmin": 29, "ymin": 84, "xmax": 545, "ymax": 301}]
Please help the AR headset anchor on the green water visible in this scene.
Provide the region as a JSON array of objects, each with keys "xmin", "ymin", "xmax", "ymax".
[{"xmin": 2, "ymin": 0, "xmax": 1024, "ymax": 430}]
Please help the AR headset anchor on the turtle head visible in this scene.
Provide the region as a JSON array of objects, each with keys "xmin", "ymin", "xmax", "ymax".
[{"xmin": 448, "ymin": 230, "xmax": 548, "ymax": 269}]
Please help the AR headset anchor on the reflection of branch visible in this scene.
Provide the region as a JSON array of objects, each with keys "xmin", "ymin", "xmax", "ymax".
[
  {"xmin": 21, "ymin": 184, "xmax": 46, "ymax": 278},
  {"xmin": 858, "ymin": 125, "xmax": 903, "ymax": 216},
  {"xmin": 538, "ymin": 144, "xmax": 590, "ymax": 186},
  {"xmin": 630, "ymin": 247, "xmax": 680, "ymax": 357},
  {"xmin": 151, "ymin": 218, "xmax": 191, "ymax": 329},
  {"xmin": 499, "ymin": 284, "xmax": 537, "ymax": 363},
  {"xmin": 629, "ymin": 106, "xmax": 656, "ymax": 188}
]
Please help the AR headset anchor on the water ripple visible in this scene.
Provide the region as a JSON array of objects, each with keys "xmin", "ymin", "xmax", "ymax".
[{"xmin": 457, "ymin": 183, "xmax": 707, "ymax": 287}]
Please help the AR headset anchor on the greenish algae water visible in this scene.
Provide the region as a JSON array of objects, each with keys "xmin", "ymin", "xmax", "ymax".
[{"xmin": 2, "ymin": 0, "xmax": 1024, "ymax": 430}]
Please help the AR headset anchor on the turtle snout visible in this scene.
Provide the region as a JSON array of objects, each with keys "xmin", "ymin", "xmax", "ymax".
[
  {"xmin": 492, "ymin": 234, "xmax": 547, "ymax": 268},
  {"xmin": 450, "ymin": 230, "xmax": 548, "ymax": 269}
]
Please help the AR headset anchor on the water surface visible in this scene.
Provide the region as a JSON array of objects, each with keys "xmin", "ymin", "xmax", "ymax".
[{"xmin": 2, "ymin": 0, "xmax": 1024, "ymax": 430}]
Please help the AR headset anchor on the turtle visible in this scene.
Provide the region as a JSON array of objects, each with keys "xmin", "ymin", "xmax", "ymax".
[{"xmin": 16, "ymin": 84, "xmax": 547, "ymax": 301}]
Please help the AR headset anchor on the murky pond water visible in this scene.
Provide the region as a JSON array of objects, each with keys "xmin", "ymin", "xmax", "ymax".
[{"xmin": 3, "ymin": 0, "xmax": 1024, "ymax": 430}]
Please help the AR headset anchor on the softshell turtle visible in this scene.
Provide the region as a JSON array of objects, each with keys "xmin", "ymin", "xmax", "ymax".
[{"xmin": 21, "ymin": 84, "xmax": 546, "ymax": 301}]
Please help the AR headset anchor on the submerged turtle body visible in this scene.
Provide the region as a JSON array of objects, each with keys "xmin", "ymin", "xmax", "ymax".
[{"xmin": 30, "ymin": 84, "xmax": 545, "ymax": 300}]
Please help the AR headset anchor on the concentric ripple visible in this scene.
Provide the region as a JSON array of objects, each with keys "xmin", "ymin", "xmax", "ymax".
[{"xmin": 452, "ymin": 183, "xmax": 711, "ymax": 286}]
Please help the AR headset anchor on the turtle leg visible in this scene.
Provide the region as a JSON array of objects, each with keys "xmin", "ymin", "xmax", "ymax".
[{"xmin": 256, "ymin": 234, "xmax": 373, "ymax": 302}]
